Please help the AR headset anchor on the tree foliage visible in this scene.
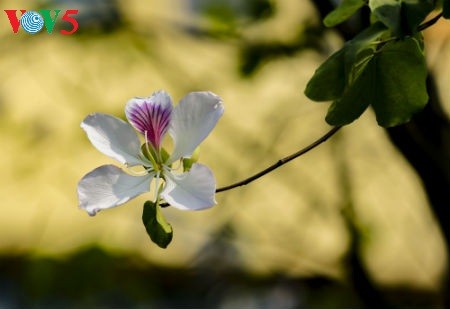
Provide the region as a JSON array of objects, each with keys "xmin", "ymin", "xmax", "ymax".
[{"xmin": 304, "ymin": 0, "xmax": 444, "ymax": 127}]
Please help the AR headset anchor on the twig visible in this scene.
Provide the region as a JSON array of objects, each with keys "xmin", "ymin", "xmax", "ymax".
[
  {"xmin": 215, "ymin": 126, "xmax": 341, "ymax": 193},
  {"xmin": 160, "ymin": 126, "xmax": 341, "ymax": 207},
  {"xmin": 417, "ymin": 12, "xmax": 443, "ymax": 32}
]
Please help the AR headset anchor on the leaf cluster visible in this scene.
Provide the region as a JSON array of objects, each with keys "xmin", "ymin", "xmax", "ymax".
[{"xmin": 305, "ymin": 0, "xmax": 447, "ymax": 127}]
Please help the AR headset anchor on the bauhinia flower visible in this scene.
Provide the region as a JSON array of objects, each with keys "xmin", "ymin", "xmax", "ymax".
[{"xmin": 77, "ymin": 90, "xmax": 224, "ymax": 216}]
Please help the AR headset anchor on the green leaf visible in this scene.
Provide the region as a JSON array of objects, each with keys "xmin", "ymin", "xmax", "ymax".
[
  {"xmin": 142, "ymin": 201, "xmax": 173, "ymax": 248},
  {"xmin": 402, "ymin": 0, "xmax": 436, "ymax": 32},
  {"xmin": 304, "ymin": 23, "xmax": 387, "ymax": 102},
  {"xmin": 370, "ymin": 37, "xmax": 428, "ymax": 126},
  {"xmin": 324, "ymin": 0, "xmax": 367, "ymax": 27},
  {"xmin": 325, "ymin": 37, "xmax": 428, "ymax": 127},
  {"xmin": 304, "ymin": 48, "xmax": 346, "ymax": 101},
  {"xmin": 444, "ymin": 0, "xmax": 450, "ymax": 19},
  {"xmin": 325, "ymin": 60, "xmax": 373, "ymax": 125},
  {"xmin": 343, "ymin": 22, "xmax": 387, "ymax": 82},
  {"xmin": 369, "ymin": 0, "xmax": 435, "ymax": 37},
  {"xmin": 369, "ymin": 0, "xmax": 401, "ymax": 34}
]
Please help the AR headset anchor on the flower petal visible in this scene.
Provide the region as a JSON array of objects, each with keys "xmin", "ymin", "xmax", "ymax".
[
  {"xmin": 81, "ymin": 113, "xmax": 144, "ymax": 166},
  {"xmin": 161, "ymin": 163, "xmax": 216, "ymax": 210},
  {"xmin": 125, "ymin": 91, "xmax": 173, "ymax": 149},
  {"xmin": 168, "ymin": 91, "xmax": 224, "ymax": 163},
  {"xmin": 78, "ymin": 165, "xmax": 153, "ymax": 216}
]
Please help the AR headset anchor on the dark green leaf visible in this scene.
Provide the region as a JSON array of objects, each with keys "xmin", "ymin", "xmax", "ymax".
[
  {"xmin": 369, "ymin": 0, "xmax": 435, "ymax": 37},
  {"xmin": 444, "ymin": 0, "xmax": 450, "ymax": 19},
  {"xmin": 370, "ymin": 37, "xmax": 428, "ymax": 126},
  {"xmin": 304, "ymin": 23, "xmax": 387, "ymax": 102},
  {"xmin": 326, "ymin": 37, "xmax": 428, "ymax": 127},
  {"xmin": 142, "ymin": 201, "xmax": 173, "ymax": 248},
  {"xmin": 324, "ymin": 0, "xmax": 367, "ymax": 27},
  {"xmin": 304, "ymin": 48, "xmax": 346, "ymax": 101},
  {"xmin": 402, "ymin": 0, "xmax": 436, "ymax": 33},
  {"xmin": 325, "ymin": 60, "xmax": 373, "ymax": 125},
  {"xmin": 369, "ymin": 0, "xmax": 402, "ymax": 35},
  {"xmin": 343, "ymin": 22, "xmax": 387, "ymax": 81}
]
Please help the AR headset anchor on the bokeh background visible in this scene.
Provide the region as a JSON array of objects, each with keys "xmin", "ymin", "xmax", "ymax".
[{"xmin": 0, "ymin": 0, "xmax": 449, "ymax": 307}]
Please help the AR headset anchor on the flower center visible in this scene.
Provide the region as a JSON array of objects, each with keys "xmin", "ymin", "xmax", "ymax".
[{"xmin": 141, "ymin": 142, "xmax": 170, "ymax": 172}]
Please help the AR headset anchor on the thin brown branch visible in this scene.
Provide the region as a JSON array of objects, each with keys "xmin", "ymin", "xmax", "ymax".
[
  {"xmin": 417, "ymin": 12, "xmax": 443, "ymax": 32},
  {"xmin": 215, "ymin": 126, "xmax": 341, "ymax": 193},
  {"xmin": 159, "ymin": 126, "xmax": 341, "ymax": 207}
]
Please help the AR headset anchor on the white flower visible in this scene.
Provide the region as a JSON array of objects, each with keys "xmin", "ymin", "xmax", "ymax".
[{"xmin": 77, "ymin": 90, "xmax": 224, "ymax": 216}]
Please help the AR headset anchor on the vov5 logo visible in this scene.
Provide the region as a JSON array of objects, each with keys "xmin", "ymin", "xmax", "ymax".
[{"xmin": 4, "ymin": 9, "xmax": 79, "ymax": 35}]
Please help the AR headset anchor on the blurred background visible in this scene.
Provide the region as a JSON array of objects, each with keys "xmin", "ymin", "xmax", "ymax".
[{"xmin": 0, "ymin": 0, "xmax": 449, "ymax": 307}]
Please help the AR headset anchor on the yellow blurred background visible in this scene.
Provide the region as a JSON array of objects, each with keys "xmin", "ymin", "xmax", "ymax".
[{"xmin": 0, "ymin": 0, "xmax": 449, "ymax": 306}]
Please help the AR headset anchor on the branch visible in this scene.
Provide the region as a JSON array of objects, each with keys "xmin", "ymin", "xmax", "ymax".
[
  {"xmin": 417, "ymin": 12, "xmax": 443, "ymax": 32},
  {"xmin": 216, "ymin": 126, "xmax": 341, "ymax": 193},
  {"xmin": 159, "ymin": 126, "xmax": 341, "ymax": 207}
]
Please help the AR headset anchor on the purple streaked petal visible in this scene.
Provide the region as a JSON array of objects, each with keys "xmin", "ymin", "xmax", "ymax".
[{"xmin": 125, "ymin": 91, "xmax": 173, "ymax": 149}]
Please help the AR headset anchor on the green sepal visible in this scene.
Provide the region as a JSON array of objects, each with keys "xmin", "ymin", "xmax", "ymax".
[
  {"xmin": 141, "ymin": 144, "xmax": 171, "ymax": 166},
  {"xmin": 141, "ymin": 144, "xmax": 157, "ymax": 164},
  {"xmin": 182, "ymin": 147, "xmax": 200, "ymax": 172},
  {"xmin": 142, "ymin": 201, "xmax": 173, "ymax": 249},
  {"xmin": 182, "ymin": 159, "xmax": 194, "ymax": 172},
  {"xmin": 324, "ymin": 0, "xmax": 367, "ymax": 27},
  {"xmin": 160, "ymin": 147, "xmax": 170, "ymax": 164}
]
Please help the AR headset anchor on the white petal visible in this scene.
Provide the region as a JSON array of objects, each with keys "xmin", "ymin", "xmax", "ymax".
[
  {"xmin": 161, "ymin": 163, "xmax": 217, "ymax": 210},
  {"xmin": 78, "ymin": 165, "xmax": 153, "ymax": 216},
  {"xmin": 81, "ymin": 113, "xmax": 145, "ymax": 166},
  {"xmin": 168, "ymin": 92, "xmax": 224, "ymax": 163}
]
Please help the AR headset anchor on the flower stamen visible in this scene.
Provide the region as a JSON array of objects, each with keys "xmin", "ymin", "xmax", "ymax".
[
  {"xmin": 144, "ymin": 130, "xmax": 160, "ymax": 169},
  {"xmin": 154, "ymin": 171, "xmax": 161, "ymax": 202},
  {"xmin": 128, "ymin": 166, "xmax": 154, "ymax": 176}
]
